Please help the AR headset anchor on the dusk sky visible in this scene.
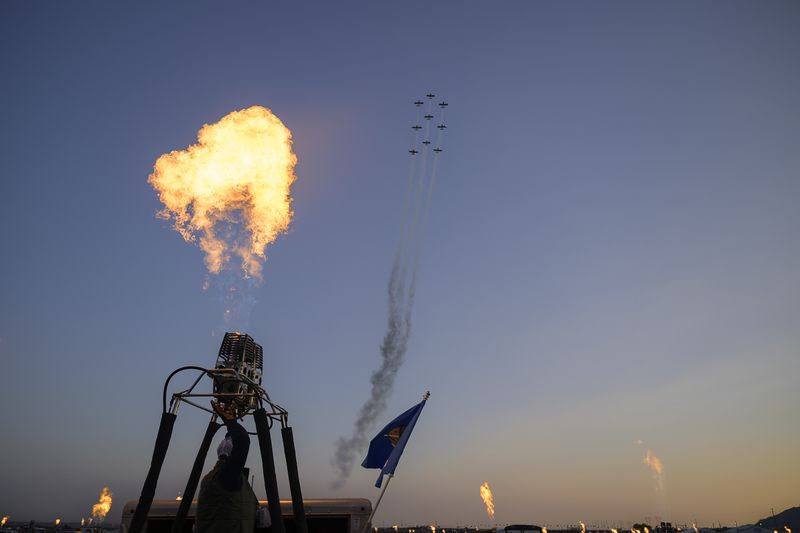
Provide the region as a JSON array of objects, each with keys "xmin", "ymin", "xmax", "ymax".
[{"xmin": 1, "ymin": 1, "xmax": 798, "ymax": 527}]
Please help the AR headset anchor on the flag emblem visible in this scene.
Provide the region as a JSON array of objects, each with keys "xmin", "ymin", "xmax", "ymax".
[{"xmin": 387, "ymin": 426, "xmax": 405, "ymax": 446}]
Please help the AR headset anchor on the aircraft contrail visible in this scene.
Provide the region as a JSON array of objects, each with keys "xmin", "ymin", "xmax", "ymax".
[
  {"xmin": 331, "ymin": 95, "xmax": 448, "ymax": 488},
  {"xmin": 332, "ymin": 257, "xmax": 410, "ymax": 487}
]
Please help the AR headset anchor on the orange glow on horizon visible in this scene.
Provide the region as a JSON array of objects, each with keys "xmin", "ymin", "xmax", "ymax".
[
  {"xmin": 643, "ymin": 448, "xmax": 665, "ymax": 491},
  {"xmin": 91, "ymin": 486, "xmax": 113, "ymax": 521},
  {"xmin": 479, "ymin": 481, "xmax": 495, "ymax": 519}
]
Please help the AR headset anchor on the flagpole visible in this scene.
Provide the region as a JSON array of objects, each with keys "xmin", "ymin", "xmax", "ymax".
[
  {"xmin": 360, "ymin": 392, "xmax": 429, "ymax": 533},
  {"xmin": 363, "ymin": 474, "xmax": 393, "ymax": 533}
]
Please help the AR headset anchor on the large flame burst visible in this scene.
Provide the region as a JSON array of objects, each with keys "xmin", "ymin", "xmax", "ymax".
[
  {"xmin": 149, "ymin": 106, "xmax": 297, "ymax": 278},
  {"xmin": 91, "ymin": 486, "xmax": 113, "ymax": 520},
  {"xmin": 479, "ymin": 481, "xmax": 495, "ymax": 519}
]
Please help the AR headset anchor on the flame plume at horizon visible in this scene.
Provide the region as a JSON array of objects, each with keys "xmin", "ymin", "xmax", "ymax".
[
  {"xmin": 643, "ymin": 448, "xmax": 665, "ymax": 491},
  {"xmin": 479, "ymin": 481, "xmax": 495, "ymax": 519},
  {"xmin": 91, "ymin": 486, "xmax": 113, "ymax": 521},
  {"xmin": 149, "ymin": 106, "xmax": 297, "ymax": 279}
]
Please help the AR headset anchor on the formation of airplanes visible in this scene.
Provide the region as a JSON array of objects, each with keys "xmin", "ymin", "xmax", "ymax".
[{"xmin": 408, "ymin": 95, "xmax": 447, "ymax": 155}]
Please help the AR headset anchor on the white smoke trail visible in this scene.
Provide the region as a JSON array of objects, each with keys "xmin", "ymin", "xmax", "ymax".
[
  {"xmin": 396, "ymin": 109, "xmax": 423, "ymax": 266},
  {"xmin": 399, "ymin": 97, "xmax": 436, "ymax": 297},
  {"xmin": 331, "ymin": 257, "xmax": 411, "ymax": 487},
  {"xmin": 411, "ymin": 110, "xmax": 446, "ymax": 282},
  {"xmin": 331, "ymin": 95, "xmax": 447, "ymax": 487}
]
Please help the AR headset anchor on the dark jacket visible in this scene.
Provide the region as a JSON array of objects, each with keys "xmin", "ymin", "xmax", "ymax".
[
  {"xmin": 196, "ymin": 460, "xmax": 258, "ymax": 533},
  {"xmin": 196, "ymin": 420, "xmax": 258, "ymax": 533}
]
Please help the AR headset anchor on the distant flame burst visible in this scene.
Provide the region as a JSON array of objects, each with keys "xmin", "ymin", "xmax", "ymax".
[
  {"xmin": 149, "ymin": 106, "xmax": 297, "ymax": 278},
  {"xmin": 643, "ymin": 448, "xmax": 665, "ymax": 491},
  {"xmin": 479, "ymin": 481, "xmax": 495, "ymax": 519},
  {"xmin": 91, "ymin": 486, "xmax": 113, "ymax": 521}
]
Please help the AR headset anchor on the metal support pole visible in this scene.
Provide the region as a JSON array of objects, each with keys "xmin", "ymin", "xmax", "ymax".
[
  {"xmin": 129, "ymin": 412, "xmax": 178, "ymax": 533},
  {"xmin": 281, "ymin": 426, "xmax": 308, "ymax": 533},
  {"xmin": 253, "ymin": 408, "xmax": 286, "ymax": 533},
  {"xmin": 362, "ymin": 474, "xmax": 393, "ymax": 533},
  {"xmin": 170, "ymin": 417, "xmax": 221, "ymax": 533}
]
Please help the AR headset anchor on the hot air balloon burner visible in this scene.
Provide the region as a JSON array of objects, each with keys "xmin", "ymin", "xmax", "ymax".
[
  {"xmin": 212, "ymin": 332, "xmax": 264, "ymax": 417},
  {"xmin": 128, "ymin": 332, "xmax": 308, "ymax": 533}
]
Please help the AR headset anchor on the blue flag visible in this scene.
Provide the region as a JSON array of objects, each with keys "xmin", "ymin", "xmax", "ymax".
[{"xmin": 361, "ymin": 398, "xmax": 426, "ymax": 488}]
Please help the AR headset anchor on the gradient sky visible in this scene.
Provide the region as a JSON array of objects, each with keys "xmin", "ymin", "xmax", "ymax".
[{"xmin": 1, "ymin": 0, "xmax": 798, "ymax": 527}]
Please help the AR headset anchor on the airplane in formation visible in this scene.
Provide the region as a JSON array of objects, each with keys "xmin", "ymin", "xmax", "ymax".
[
  {"xmin": 438, "ymin": 101, "xmax": 448, "ymax": 108},
  {"xmin": 412, "ymin": 125, "xmax": 422, "ymax": 130},
  {"xmin": 426, "ymin": 93, "xmax": 436, "ymax": 99},
  {"xmin": 423, "ymin": 140, "xmax": 431, "ymax": 145},
  {"xmin": 437, "ymin": 124, "xmax": 447, "ymax": 130},
  {"xmin": 409, "ymin": 149, "xmax": 419, "ymax": 155},
  {"xmin": 433, "ymin": 148, "xmax": 443, "ymax": 153},
  {"xmin": 414, "ymin": 100, "xmax": 424, "ymax": 106},
  {"xmin": 424, "ymin": 114, "xmax": 434, "ymax": 120}
]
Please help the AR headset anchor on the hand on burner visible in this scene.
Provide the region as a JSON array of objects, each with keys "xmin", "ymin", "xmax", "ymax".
[{"xmin": 211, "ymin": 400, "xmax": 237, "ymax": 421}]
